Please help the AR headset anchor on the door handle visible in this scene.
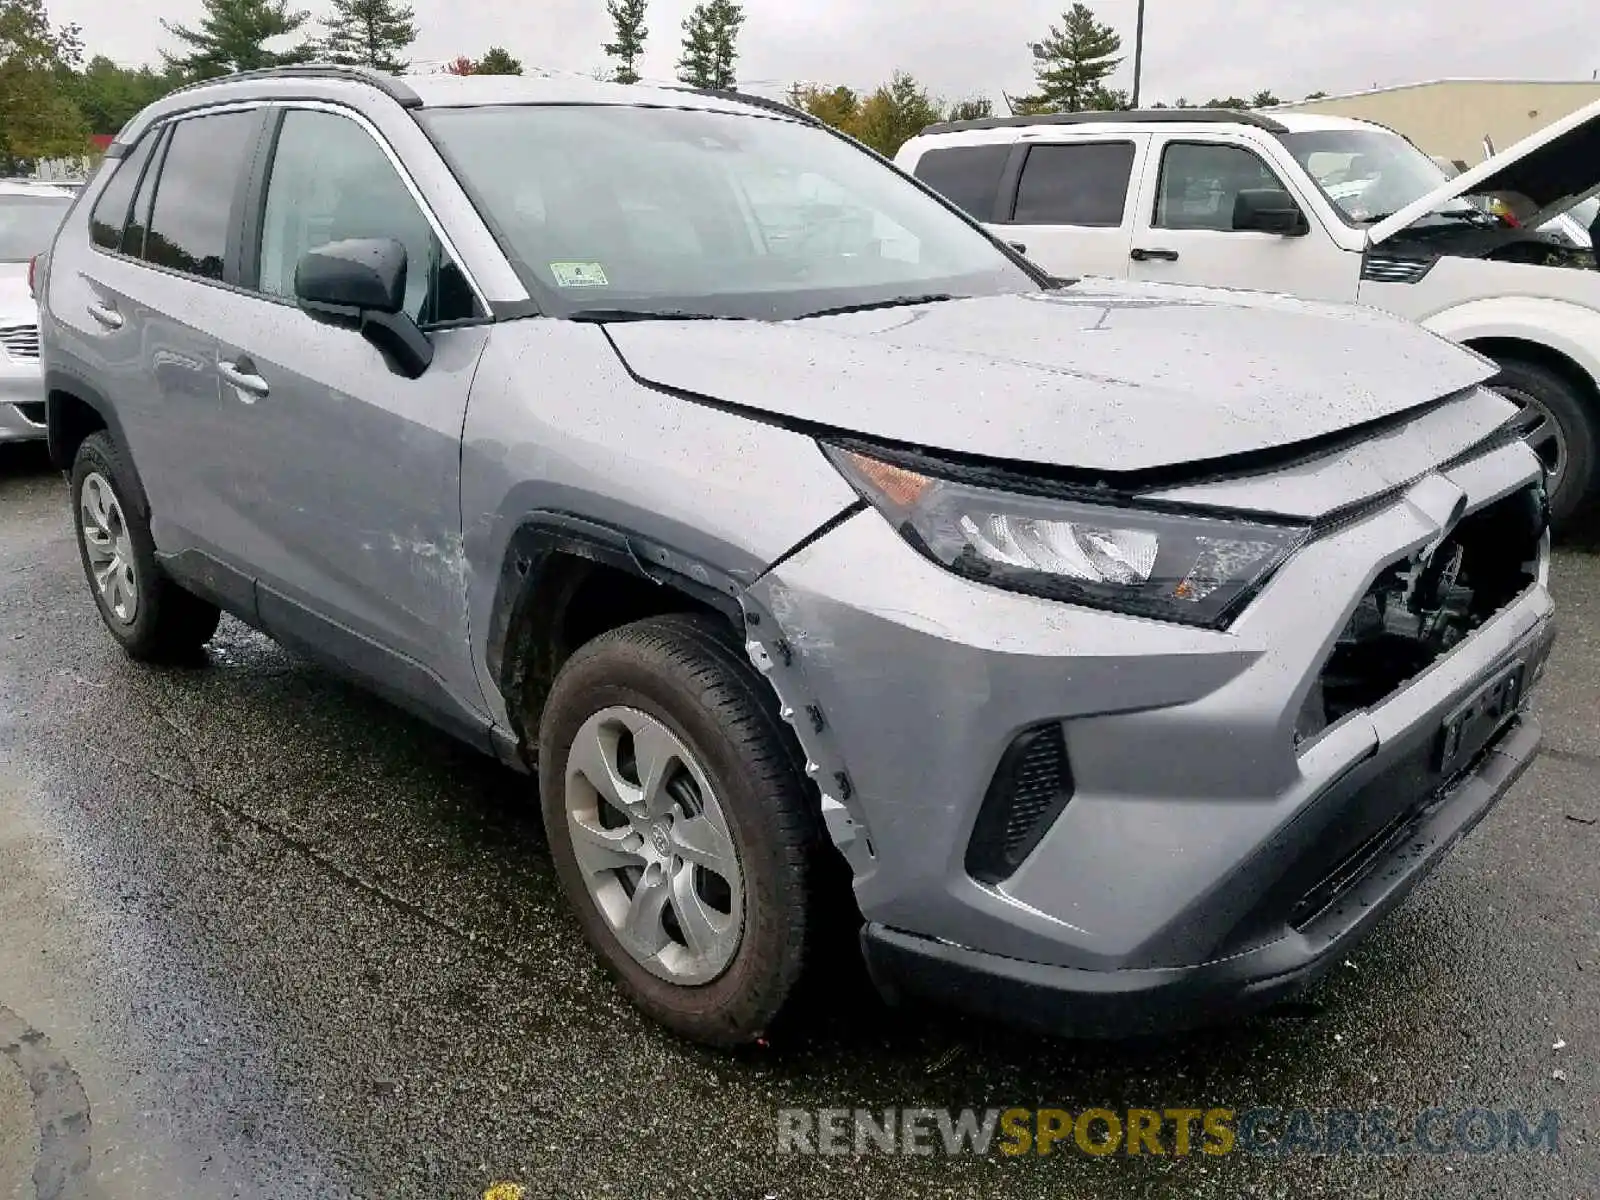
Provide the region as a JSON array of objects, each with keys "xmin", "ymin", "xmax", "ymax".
[
  {"xmin": 218, "ymin": 360, "xmax": 270, "ymax": 401},
  {"xmin": 1130, "ymin": 247, "xmax": 1181, "ymax": 263},
  {"xmin": 87, "ymin": 299, "xmax": 123, "ymax": 329}
]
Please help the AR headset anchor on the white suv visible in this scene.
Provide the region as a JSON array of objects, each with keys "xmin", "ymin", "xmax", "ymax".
[
  {"xmin": 0, "ymin": 180, "xmax": 75, "ymax": 445},
  {"xmin": 897, "ymin": 102, "xmax": 1600, "ymax": 521}
]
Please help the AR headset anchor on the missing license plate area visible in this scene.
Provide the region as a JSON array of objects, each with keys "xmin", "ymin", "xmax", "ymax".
[{"xmin": 1437, "ymin": 661, "xmax": 1525, "ymax": 776}]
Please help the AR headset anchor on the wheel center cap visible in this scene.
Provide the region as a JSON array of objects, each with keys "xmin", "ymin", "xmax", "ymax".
[{"xmin": 650, "ymin": 823, "xmax": 672, "ymax": 858}]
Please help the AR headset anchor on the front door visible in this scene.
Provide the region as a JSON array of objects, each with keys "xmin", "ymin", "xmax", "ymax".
[
  {"xmin": 203, "ymin": 105, "xmax": 492, "ymax": 722},
  {"xmin": 1126, "ymin": 135, "xmax": 1358, "ymax": 301}
]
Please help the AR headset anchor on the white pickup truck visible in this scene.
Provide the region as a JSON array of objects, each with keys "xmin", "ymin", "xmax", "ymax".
[{"xmin": 896, "ymin": 101, "xmax": 1600, "ymax": 521}]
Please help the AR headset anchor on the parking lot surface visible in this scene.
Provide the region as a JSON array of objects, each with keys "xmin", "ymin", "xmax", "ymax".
[{"xmin": 1, "ymin": 443, "xmax": 1596, "ymax": 1198}]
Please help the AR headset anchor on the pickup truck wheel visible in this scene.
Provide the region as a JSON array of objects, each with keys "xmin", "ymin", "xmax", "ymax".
[
  {"xmin": 1491, "ymin": 359, "xmax": 1597, "ymax": 525},
  {"xmin": 71, "ymin": 432, "xmax": 221, "ymax": 661},
  {"xmin": 537, "ymin": 613, "xmax": 820, "ymax": 1047}
]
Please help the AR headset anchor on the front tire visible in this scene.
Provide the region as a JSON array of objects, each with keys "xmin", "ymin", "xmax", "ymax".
[
  {"xmin": 537, "ymin": 613, "xmax": 821, "ymax": 1046},
  {"xmin": 71, "ymin": 432, "xmax": 221, "ymax": 661},
  {"xmin": 1490, "ymin": 358, "xmax": 1598, "ymax": 525}
]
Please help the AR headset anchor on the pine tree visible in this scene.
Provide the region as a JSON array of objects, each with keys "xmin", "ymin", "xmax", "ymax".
[
  {"xmin": 474, "ymin": 46, "xmax": 523, "ymax": 75},
  {"xmin": 1025, "ymin": 3, "xmax": 1123, "ymax": 113},
  {"xmin": 161, "ymin": 0, "xmax": 318, "ymax": 80},
  {"xmin": 322, "ymin": 0, "xmax": 416, "ymax": 74},
  {"xmin": 604, "ymin": 0, "xmax": 648, "ymax": 86},
  {"xmin": 676, "ymin": 0, "xmax": 743, "ymax": 91}
]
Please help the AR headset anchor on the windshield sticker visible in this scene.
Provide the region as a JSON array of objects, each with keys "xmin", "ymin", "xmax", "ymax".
[{"xmin": 550, "ymin": 262, "xmax": 610, "ymax": 288}]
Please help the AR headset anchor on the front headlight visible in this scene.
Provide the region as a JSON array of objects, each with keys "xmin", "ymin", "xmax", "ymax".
[{"xmin": 826, "ymin": 445, "xmax": 1310, "ymax": 628}]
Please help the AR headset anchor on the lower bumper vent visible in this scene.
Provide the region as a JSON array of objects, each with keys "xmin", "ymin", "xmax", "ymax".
[{"xmin": 966, "ymin": 723, "xmax": 1074, "ymax": 884}]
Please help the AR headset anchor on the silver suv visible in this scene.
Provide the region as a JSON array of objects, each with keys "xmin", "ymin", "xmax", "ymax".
[{"xmin": 40, "ymin": 66, "xmax": 1555, "ymax": 1047}]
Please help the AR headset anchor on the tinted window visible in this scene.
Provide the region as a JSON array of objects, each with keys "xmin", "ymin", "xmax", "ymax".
[
  {"xmin": 0, "ymin": 194, "xmax": 73, "ymax": 261},
  {"xmin": 122, "ymin": 128, "xmax": 168, "ymax": 259},
  {"xmin": 1154, "ymin": 142, "xmax": 1289, "ymax": 232},
  {"xmin": 144, "ymin": 111, "xmax": 259, "ymax": 280},
  {"xmin": 255, "ymin": 109, "xmax": 478, "ymax": 324},
  {"xmin": 1012, "ymin": 142, "xmax": 1135, "ymax": 227},
  {"xmin": 420, "ymin": 105, "xmax": 1034, "ymax": 322},
  {"xmin": 89, "ymin": 134, "xmax": 156, "ymax": 251},
  {"xmin": 913, "ymin": 145, "xmax": 1012, "ymax": 220}
]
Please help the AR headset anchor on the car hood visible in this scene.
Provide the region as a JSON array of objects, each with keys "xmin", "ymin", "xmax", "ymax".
[
  {"xmin": 1369, "ymin": 95, "xmax": 1600, "ymax": 245},
  {"xmin": 604, "ymin": 282, "xmax": 1494, "ymax": 475}
]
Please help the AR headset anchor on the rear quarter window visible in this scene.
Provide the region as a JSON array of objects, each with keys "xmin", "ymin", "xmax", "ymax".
[
  {"xmin": 911, "ymin": 144, "xmax": 1012, "ymax": 221},
  {"xmin": 89, "ymin": 134, "xmax": 157, "ymax": 251}
]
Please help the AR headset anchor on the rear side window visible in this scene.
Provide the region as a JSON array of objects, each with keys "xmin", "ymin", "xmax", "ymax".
[
  {"xmin": 122, "ymin": 129, "xmax": 168, "ymax": 259},
  {"xmin": 1011, "ymin": 142, "xmax": 1136, "ymax": 227},
  {"xmin": 143, "ymin": 110, "xmax": 259, "ymax": 281},
  {"xmin": 912, "ymin": 145, "xmax": 1012, "ymax": 220},
  {"xmin": 89, "ymin": 134, "xmax": 157, "ymax": 251}
]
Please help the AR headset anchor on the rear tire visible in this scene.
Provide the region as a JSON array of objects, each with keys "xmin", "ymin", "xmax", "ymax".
[
  {"xmin": 1489, "ymin": 358, "xmax": 1598, "ymax": 525},
  {"xmin": 71, "ymin": 431, "xmax": 221, "ymax": 661},
  {"xmin": 537, "ymin": 613, "xmax": 822, "ymax": 1046}
]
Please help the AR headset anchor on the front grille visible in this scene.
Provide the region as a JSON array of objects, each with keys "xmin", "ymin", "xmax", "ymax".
[
  {"xmin": 1296, "ymin": 482, "xmax": 1544, "ymax": 745},
  {"xmin": 0, "ymin": 323, "xmax": 39, "ymax": 362},
  {"xmin": 966, "ymin": 723, "xmax": 1075, "ymax": 884}
]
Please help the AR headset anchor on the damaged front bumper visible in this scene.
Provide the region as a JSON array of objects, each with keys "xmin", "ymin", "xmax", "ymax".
[{"xmin": 745, "ymin": 432, "xmax": 1553, "ymax": 1036}]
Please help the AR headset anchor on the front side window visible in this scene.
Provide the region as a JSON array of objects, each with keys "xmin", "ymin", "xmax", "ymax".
[
  {"xmin": 1280, "ymin": 128, "xmax": 1481, "ymax": 228},
  {"xmin": 1011, "ymin": 142, "xmax": 1136, "ymax": 227},
  {"xmin": 143, "ymin": 110, "xmax": 260, "ymax": 280},
  {"xmin": 254, "ymin": 108, "xmax": 478, "ymax": 324},
  {"xmin": 1153, "ymin": 142, "xmax": 1289, "ymax": 232},
  {"xmin": 913, "ymin": 144, "xmax": 1013, "ymax": 220},
  {"xmin": 419, "ymin": 104, "xmax": 1037, "ymax": 320}
]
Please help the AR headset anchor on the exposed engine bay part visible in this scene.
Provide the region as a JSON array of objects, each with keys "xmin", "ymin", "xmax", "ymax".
[{"xmin": 1296, "ymin": 481, "xmax": 1545, "ymax": 743}]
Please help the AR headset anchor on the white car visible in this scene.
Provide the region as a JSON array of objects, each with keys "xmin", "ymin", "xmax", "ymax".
[
  {"xmin": 896, "ymin": 102, "xmax": 1600, "ymax": 521},
  {"xmin": 0, "ymin": 180, "xmax": 76, "ymax": 445}
]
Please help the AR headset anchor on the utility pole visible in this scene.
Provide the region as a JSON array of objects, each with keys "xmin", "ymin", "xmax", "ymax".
[{"xmin": 1131, "ymin": 0, "xmax": 1147, "ymax": 108}]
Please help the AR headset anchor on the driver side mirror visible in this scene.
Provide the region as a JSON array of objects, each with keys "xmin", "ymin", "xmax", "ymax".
[
  {"xmin": 1232, "ymin": 189, "xmax": 1310, "ymax": 237},
  {"xmin": 295, "ymin": 237, "xmax": 433, "ymax": 378}
]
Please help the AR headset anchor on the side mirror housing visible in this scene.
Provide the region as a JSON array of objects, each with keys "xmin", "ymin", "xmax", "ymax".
[
  {"xmin": 295, "ymin": 237, "xmax": 407, "ymax": 313},
  {"xmin": 1233, "ymin": 188, "xmax": 1310, "ymax": 236},
  {"xmin": 294, "ymin": 237, "xmax": 432, "ymax": 378}
]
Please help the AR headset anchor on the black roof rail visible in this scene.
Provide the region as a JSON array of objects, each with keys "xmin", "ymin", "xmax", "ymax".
[
  {"xmin": 661, "ymin": 85, "xmax": 819, "ymax": 124},
  {"xmin": 162, "ymin": 63, "xmax": 423, "ymax": 108},
  {"xmin": 919, "ymin": 107, "xmax": 1289, "ymax": 137}
]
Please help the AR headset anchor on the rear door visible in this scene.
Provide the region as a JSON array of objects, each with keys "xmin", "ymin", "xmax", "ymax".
[
  {"xmin": 200, "ymin": 103, "xmax": 493, "ymax": 726},
  {"xmin": 1126, "ymin": 133, "xmax": 1355, "ymax": 300},
  {"xmin": 73, "ymin": 107, "xmax": 271, "ymax": 557},
  {"xmin": 996, "ymin": 134, "xmax": 1149, "ymax": 280}
]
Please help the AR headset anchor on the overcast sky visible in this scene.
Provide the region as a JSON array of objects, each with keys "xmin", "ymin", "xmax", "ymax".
[{"xmin": 54, "ymin": 0, "xmax": 1600, "ymax": 107}]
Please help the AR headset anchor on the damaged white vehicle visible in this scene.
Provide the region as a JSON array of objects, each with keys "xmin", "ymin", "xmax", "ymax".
[{"xmin": 898, "ymin": 98, "xmax": 1600, "ymax": 520}]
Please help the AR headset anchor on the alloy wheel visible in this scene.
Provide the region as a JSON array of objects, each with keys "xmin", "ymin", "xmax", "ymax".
[
  {"xmin": 564, "ymin": 706, "xmax": 745, "ymax": 985},
  {"xmin": 1501, "ymin": 385, "xmax": 1569, "ymax": 490},
  {"xmin": 80, "ymin": 471, "xmax": 139, "ymax": 625}
]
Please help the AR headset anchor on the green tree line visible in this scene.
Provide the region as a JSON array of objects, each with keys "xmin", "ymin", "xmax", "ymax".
[{"xmin": 2, "ymin": 0, "xmax": 1321, "ymax": 172}]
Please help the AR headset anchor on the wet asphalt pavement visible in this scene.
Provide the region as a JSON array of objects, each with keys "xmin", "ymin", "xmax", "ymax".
[{"xmin": 1, "ymin": 441, "xmax": 1597, "ymax": 1199}]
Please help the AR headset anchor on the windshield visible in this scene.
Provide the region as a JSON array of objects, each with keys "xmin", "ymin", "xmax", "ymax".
[
  {"xmin": 0, "ymin": 193, "xmax": 72, "ymax": 261},
  {"xmin": 1280, "ymin": 129, "xmax": 1481, "ymax": 227},
  {"xmin": 419, "ymin": 104, "xmax": 1038, "ymax": 320}
]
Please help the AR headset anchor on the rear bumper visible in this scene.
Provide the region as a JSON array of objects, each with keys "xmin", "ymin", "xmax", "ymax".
[{"xmin": 862, "ymin": 705, "xmax": 1544, "ymax": 1038}]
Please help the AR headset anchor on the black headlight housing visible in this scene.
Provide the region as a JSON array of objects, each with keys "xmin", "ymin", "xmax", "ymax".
[{"xmin": 825, "ymin": 444, "xmax": 1311, "ymax": 629}]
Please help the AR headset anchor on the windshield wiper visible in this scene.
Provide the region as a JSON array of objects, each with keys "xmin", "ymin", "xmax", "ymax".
[
  {"xmin": 567, "ymin": 308, "xmax": 743, "ymax": 323},
  {"xmin": 794, "ymin": 294, "xmax": 957, "ymax": 320}
]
